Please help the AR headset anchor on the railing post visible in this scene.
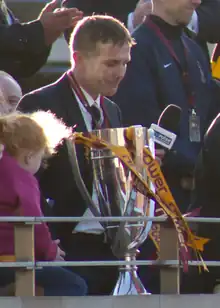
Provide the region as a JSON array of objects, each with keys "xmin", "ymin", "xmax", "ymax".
[
  {"xmin": 159, "ymin": 224, "xmax": 180, "ymax": 294},
  {"xmin": 14, "ymin": 223, "xmax": 35, "ymax": 296}
]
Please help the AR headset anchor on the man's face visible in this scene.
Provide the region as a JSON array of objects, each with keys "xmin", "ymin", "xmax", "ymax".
[
  {"xmin": 0, "ymin": 75, "xmax": 22, "ymax": 114},
  {"xmin": 75, "ymin": 42, "xmax": 131, "ymax": 97},
  {"xmin": 163, "ymin": 0, "xmax": 201, "ymax": 25}
]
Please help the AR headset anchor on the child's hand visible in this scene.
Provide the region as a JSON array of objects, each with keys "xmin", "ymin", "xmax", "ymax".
[
  {"xmin": 54, "ymin": 239, "xmax": 66, "ymax": 261},
  {"xmin": 0, "ymin": 144, "xmax": 4, "ymax": 159}
]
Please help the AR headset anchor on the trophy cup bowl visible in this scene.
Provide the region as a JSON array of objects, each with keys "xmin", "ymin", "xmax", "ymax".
[{"xmin": 68, "ymin": 125, "xmax": 155, "ymax": 295}]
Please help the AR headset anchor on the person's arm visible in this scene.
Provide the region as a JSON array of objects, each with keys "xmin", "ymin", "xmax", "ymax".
[
  {"xmin": 0, "ymin": 21, "xmax": 51, "ymax": 78},
  {"xmin": 126, "ymin": 0, "xmax": 152, "ymax": 33},
  {"xmin": 0, "ymin": 21, "xmax": 48, "ymax": 55},
  {"xmin": 0, "ymin": 1, "xmax": 82, "ymax": 78},
  {"xmin": 18, "ymin": 177, "xmax": 58, "ymax": 261}
]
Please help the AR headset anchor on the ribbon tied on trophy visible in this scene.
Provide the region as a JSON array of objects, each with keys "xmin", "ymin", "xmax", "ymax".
[{"xmin": 70, "ymin": 126, "xmax": 209, "ymax": 273}]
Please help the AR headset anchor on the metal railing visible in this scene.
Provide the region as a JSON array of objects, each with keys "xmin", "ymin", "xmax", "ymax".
[{"xmin": 1, "ymin": 216, "xmax": 219, "ymax": 296}]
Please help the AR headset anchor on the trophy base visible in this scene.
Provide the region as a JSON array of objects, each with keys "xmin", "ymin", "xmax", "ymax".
[{"xmin": 113, "ymin": 268, "xmax": 151, "ymax": 295}]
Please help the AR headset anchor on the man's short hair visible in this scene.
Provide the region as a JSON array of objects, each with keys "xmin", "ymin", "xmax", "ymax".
[{"xmin": 69, "ymin": 15, "xmax": 135, "ymax": 55}]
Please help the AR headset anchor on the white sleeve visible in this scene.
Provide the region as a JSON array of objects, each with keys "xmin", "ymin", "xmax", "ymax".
[{"xmin": 127, "ymin": 12, "xmax": 135, "ymax": 33}]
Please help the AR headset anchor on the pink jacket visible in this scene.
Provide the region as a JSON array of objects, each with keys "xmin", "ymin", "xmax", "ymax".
[{"xmin": 0, "ymin": 151, "xmax": 57, "ymax": 261}]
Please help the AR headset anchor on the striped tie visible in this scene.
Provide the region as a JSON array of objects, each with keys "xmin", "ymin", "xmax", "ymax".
[{"xmin": 91, "ymin": 103, "xmax": 103, "ymax": 129}]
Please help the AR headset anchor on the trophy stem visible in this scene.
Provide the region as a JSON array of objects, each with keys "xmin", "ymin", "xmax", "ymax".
[{"xmin": 112, "ymin": 253, "xmax": 151, "ymax": 295}]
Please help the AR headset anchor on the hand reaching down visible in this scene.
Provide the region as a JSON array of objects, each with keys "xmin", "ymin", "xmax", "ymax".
[{"xmin": 39, "ymin": 0, "xmax": 83, "ymax": 46}]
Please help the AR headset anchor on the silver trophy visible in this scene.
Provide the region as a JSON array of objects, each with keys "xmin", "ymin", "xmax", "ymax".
[{"xmin": 68, "ymin": 126, "xmax": 155, "ymax": 295}]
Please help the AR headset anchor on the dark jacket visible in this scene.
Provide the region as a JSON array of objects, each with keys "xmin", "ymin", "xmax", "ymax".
[
  {"xmin": 0, "ymin": 0, "xmax": 51, "ymax": 79},
  {"xmin": 18, "ymin": 73, "xmax": 122, "ymax": 249},
  {"xmin": 113, "ymin": 17, "xmax": 219, "ymax": 208},
  {"xmin": 192, "ymin": 114, "xmax": 220, "ymax": 214},
  {"xmin": 190, "ymin": 114, "xmax": 220, "ymax": 289}
]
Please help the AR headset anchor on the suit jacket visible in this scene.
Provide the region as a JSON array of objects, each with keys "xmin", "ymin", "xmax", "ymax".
[
  {"xmin": 18, "ymin": 72, "xmax": 122, "ymax": 248},
  {"xmin": 0, "ymin": 0, "xmax": 51, "ymax": 79}
]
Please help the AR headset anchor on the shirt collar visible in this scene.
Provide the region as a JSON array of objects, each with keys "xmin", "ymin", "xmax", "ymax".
[
  {"xmin": 149, "ymin": 15, "xmax": 183, "ymax": 40},
  {"xmin": 80, "ymin": 87, "xmax": 101, "ymax": 108}
]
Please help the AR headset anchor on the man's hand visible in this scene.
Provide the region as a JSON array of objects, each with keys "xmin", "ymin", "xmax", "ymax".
[
  {"xmin": 133, "ymin": 0, "xmax": 153, "ymax": 29},
  {"xmin": 39, "ymin": 0, "xmax": 83, "ymax": 46}
]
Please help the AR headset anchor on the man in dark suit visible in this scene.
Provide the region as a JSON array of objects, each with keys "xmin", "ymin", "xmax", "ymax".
[
  {"xmin": 18, "ymin": 15, "xmax": 133, "ymax": 295},
  {"xmin": 0, "ymin": 0, "xmax": 82, "ymax": 79},
  {"xmin": 188, "ymin": 114, "xmax": 220, "ymax": 293}
]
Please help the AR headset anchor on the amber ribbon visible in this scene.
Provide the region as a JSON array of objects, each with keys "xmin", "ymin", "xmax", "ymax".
[{"xmin": 71, "ymin": 129, "xmax": 209, "ymax": 272}]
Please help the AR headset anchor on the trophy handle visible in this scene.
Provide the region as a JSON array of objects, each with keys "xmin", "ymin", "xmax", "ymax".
[{"xmin": 65, "ymin": 138, "xmax": 102, "ymax": 218}]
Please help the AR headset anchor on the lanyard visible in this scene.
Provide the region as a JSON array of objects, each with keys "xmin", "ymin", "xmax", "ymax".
[
  {"xmin": 146, "ymin": 18, "xmax": 195, "ymax": 111},
  {"xmin": 67, "ymin": 70, "xmax": 110, "ymax": 128}
]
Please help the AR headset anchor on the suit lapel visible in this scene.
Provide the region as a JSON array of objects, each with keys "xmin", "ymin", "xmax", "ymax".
[
  {"xmin": 102, "ymin": 97, "xmax": 121, "ymax": 128},
  {"xmin": 55, "ymin": 73, "xmax": 87, "ymax": 133},
  {"xmin": 56, "ymin": 74, "xmax": 121, "ymax": 130},
  {"xmin": 56, "ymin": 74, "xmax": 93, "ymax": 188}
]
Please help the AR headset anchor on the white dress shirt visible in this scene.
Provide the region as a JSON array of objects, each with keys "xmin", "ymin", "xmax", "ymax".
[{"xmin": 72, "ymin": 87, "xmax": 104, "ymax": 234}]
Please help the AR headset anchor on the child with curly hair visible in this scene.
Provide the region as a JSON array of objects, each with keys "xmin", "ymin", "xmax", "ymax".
[{"xmin": 0, "ymin": 111, "xmax": 87, "ymax": 296}]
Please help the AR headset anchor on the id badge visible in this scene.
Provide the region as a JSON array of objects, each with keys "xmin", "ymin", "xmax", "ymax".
[{"xmin": 189, "ymin": 109, "xmax": 201, "ymax": 142}]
